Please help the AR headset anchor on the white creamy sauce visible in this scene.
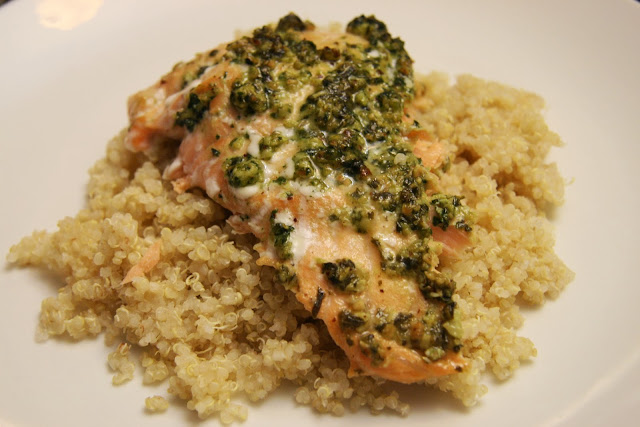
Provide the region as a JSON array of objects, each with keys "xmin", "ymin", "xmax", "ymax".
[
  {"xmin": 283, "ymin": 158, "xmax": 295, "ymax": 178},
  {"xmin": 221, "ymin": 115, "xmax": 236, "ymax": 126},
  {"xmin": 289, "ymin": 85, "xmax": 315, "ymax": 116},
  {"xmin": 290, "ymin": 223, "xmax": 312, "ymax": 263},
  {"xmin": 263, "ymin": 162, "xmax": 278, "ymax": 179},
  {"xmin": 273, "ymin": 125, "xmax": 294, "ymax": 138},
  {"xmin": 289, "ymin": 181, "xmax": 321, "ymax": 197},
  {"xmin": 274, "ymin": 208, "xmax": 311, "ymax": 264},
  {"xmin": 367, "ymin": 49, "xmax": 381, "ymax": 58},
  {"xmin": 205, "ymin": 176, "xmax": 221, "ymax": 197},
  {"xmin": 259, "ymin": 244, "xmax": 278, "ymax": 261},
  {"xmin": 372, "ymin": 214, "xmax": 405, "ymax": 251},
  {"xmin": 394, "ymin": 153, "xmax": 407, "ymax": 165},
  {"xmin": 175, "ymin": 65, "xmax": 215, "ymax": 96},
  {"xmin": 373, "ymin": 232, "xmax": 403, "ymax": 251},
  {"xmin": 367, "ymin": 143, "xmax": 387, "ymax": 158},
  {"xmin": 386, "ymin": 65, "xmax": 395, "ymax": 83},
  {"xmin": 274, "ymin": 209, "xmax": 294, "ymax": 226},
  {"xmin": 247, "ymin": 202, "xmax": 275, "ymax": 236},
  {"xmin": 133, "ymin": 86, "xmax": 167, "ymax": 120},
  {"xmin": 163, "ymin": 90, "xmax": 182, "ymax": 111},
  {"xmin": 232, "ymin": 184, "xmax": 261, "ymax": 199},
  {"xmin": 263, "ymin": 142, "xmax": 297, "ymax": 179},
  {"xmin": 245, "ymin": 127, "xmax": 263, "ymax": 157},
  {"xmin": 163, "ymin": 157, "xmax": 183, "ymax": 180}
]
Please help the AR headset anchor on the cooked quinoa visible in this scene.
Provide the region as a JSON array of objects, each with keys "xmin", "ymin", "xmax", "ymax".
[{"xmin": 7, "ymin": 72, "xmax": 573, "ymax": 424}]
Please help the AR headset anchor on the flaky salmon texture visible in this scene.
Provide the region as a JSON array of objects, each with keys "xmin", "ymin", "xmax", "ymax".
[{"xmin": 124, "ymin": 13, "xmax": 475, "ymax": 384}]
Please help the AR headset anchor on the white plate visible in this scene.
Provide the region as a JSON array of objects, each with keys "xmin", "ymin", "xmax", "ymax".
[{"xmin": 1, "ymin": 0, "xmax": 639, "ymax": 426}]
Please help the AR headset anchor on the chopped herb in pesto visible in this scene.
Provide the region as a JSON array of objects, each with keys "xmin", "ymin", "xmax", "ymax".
[
  {"xmin": 275, "ymin": 12, "xmax": 310, "ymax": 32},
  {"xmin": 346, "ymin": 15, "xmax": 392, "ymax": 44},
  {"xmin": 430, "ymin": 194, "xmax": 473, "ymax": 231},
  {"xmin": 358, "ymin": 332, "xmax": 385, "ymax": 365},
  {"xmin": 311, "ymin": 287, "xmax": 325, "ymax": 318},
  {"xmin": 175, "ymin": 86, "xmax": 219, "ymax": 131},
  {"xmin": 395, "ymin": 203, "xmax": 430, "ymax": 235},
  {"xmin": 181, "ymin": 65, "xmax": 209, "ymax": 89},
  {"xmin": 393, "ymin": 312, "xmax": 413, "ymax": 333},
  {"xmin": 330, "ymin": 206, "xmax": 374, "ymax": 233},
  {"xmin": 377, "ymin": 90, "xmax": 404, "ymax": 113},
  {"xmin": 292, "ymin": 152, "xmax": 317, "ymax": 179},
  {"xmin": 369, "ymin": 306, "xmax": 462, "ymax": 359},
  {"xmin": 229, "ymin": 133, "xmax": 249, "ymax": 151},
  {"xmin": 423, "ymin": 346, "xmax": 445, "ymax": 362},
  {"xmin": 418, "ymin": 272, "xmax": 455, "ymax": 303},
  {"xmin": 224, "ymin": 156, "xmax": 263, "ymax": 187},
  {"xmin": 274, "ymin": 264, "xmax": 297, "ymax": 290},
  {"xmin": 273, "ymin": 176, "xmax": 287, "ymax": 185},
  {"xmin": 321, "ymin": 259, "xmax": 364, "ymax": 293},
  {"xmin": 443, "ymin": 310, "xmax": 463, "ymax": 339},
  {"xmin": 230, "ymin": 74, "xmax": 270, "ymax": 116},
  {"xmin": 319, "ymin": 46, "xmax": 340, "ymax": 62},
  {"xmin": 270, "ymin": 211, "xmax": 294, "ymax": 260},
  {"xmin": 392, "ymin": 312, "xmax": 413, "ymax": 345},
  {"xmin": 338, "ymin": 310, "xmax": 368, "ymax": 331},
  {"xmin": 270, "ymin": 101, "xmax": 293, "ymax": 119},
  {"xmin": 259, "ymin": 132, "xmax": 288, "ymax": 160},
  {"xmin": 382, "ymin": 238, "xmax": 429, "ymax": 275},
  {"xmin": 346, "ymin": 15, "xmax": 413, "ymax": 77}
]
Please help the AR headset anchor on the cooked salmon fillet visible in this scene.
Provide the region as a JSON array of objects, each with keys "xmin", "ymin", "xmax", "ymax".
[{"xmin": 124, "ymin": 13, "xmax": 473, "ymax": 383}]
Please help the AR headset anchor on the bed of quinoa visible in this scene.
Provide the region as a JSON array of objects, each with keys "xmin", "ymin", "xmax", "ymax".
[{"xmin": 7, "ymin": 72, "xmax": 573, "ymax": 424}]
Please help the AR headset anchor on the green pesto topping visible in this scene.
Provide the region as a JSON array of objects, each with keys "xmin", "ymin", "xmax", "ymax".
[
  {"xmin": 181, "ymin": 65, "xmax": 208, "ymax": 89},
  {"xmin": 370, "ymin": 307, "xmax": 461, "ymax": 360},
  {"xmin": 191, "ymin": 14, "xmax": 473, "ymax": 363},
  {"xmin": 175, "ymin": 86, "xmax": 219, "ymax": 131},
  {"xmin": 443, "ymin": 309, "xmax": 463, "ymax": 340},
  {"xmin": 230, "ymin": 69, "xmax": 271, "ymax": 116},
  {"xmin": 430, "ymin": 194, "xmax": 473, "ymax": 231},
  {"xmin": 275, "ymin": 12, "xmax": 311, "ymax": 32},
  {"xmin": 424, "ymin": 346, "xmax": 446, "ymax": 362},
  {"xmin": 224, "ymin": 17, "xmax": 326, "ymax": 120},
  {"xmin": 321, "ymin": 258, "xmax": 364, "ymax": 293},
  {"xmin": 419, "ymin": 271, "xmax": 456, "ymax": 304},
  {"xmin": 259, "ymin": 132, "xmax": 288, "ymax": 160},
  {"xmin": 393, "ymin": 312, "xmax": 413, "ymax": 333},
  {"xmin": 329, "ymin": 206, "xmax": 374, "ymax": 233},
  {"xmin": 274, "ymin": 264, "xmax": 297, "ymax": 290},
  {"xmin": 292, "ymin": 152, "xmax": 317, "ymax": 179},
  {"xmin": 270, "ymin": 100, "xmax": 293, "ymax": 119},
  {"xmin": 229, "ymin": 133, "xmax": 249, "ymax": 151},
  {"xmin": 379, "ymin": 237, "xmax": 430, "ymax": 275},
  {"xmin": 372, "ymin": 311, "xmax": 413, "ymax": 346},
  {"xmin": 270, "ymin": 211, "xmax": 294, "ymax": 260},
  {"xmin": 349, "ymin": 205, "xmax": 375, "ymax": 233},
  {"xmin": 338, "ymin": 309, "xmax": 369, "ymax": 331},
  {"xmin": 311, "ymin": 287, "xmax": 325, "ymax": 318},
  {"xmin": 278, "ymin": 68, "xmax": 310, "ymax": 92},
  {"xmin": 377, "ymin": 236, "xmax": 457, "ymax": 304},
  {"xmin": 346, "ymin": 15, "xmax": 413, "ymax": 76},
  {"xmin": 358, "ymin": 332, "xmax": 385, "ymax": 365},
  {"xmin": 224, "ymin": 156, "xmax": 263, "ymax": 187}
]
